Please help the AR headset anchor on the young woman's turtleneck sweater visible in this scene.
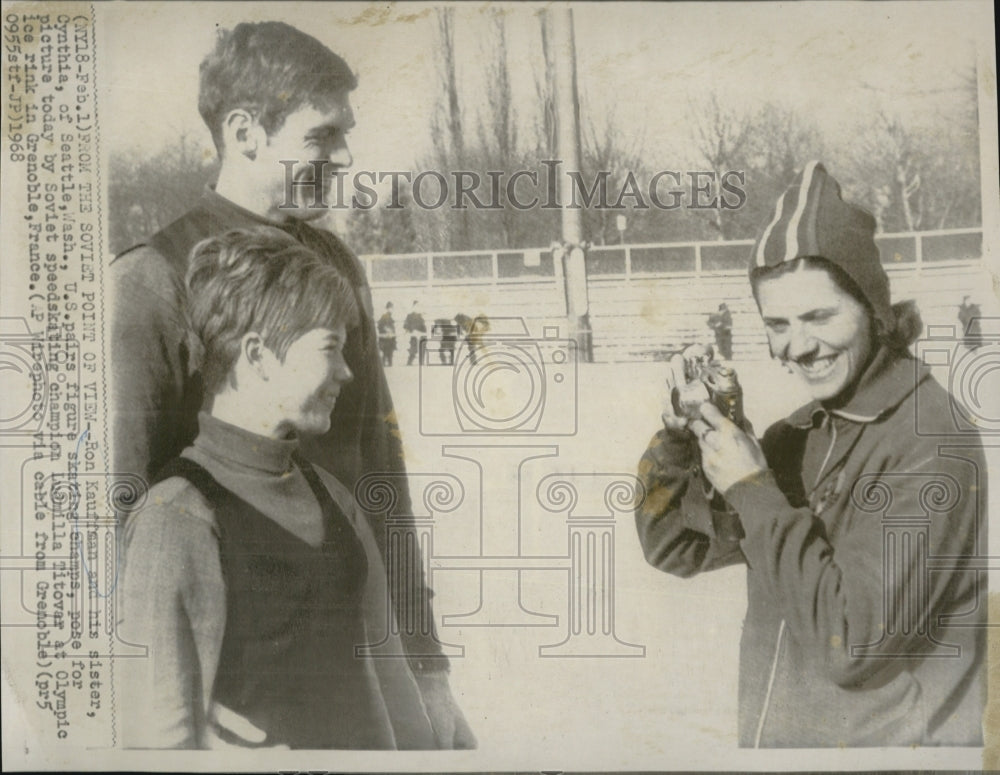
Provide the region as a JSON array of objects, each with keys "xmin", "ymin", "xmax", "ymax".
[
  {"xmin": 185, "ymin": 412, "xmax": 324, "ymax": 546},
  {"xmin": 120, "ymin": 412, "xmax": 435, "ymax": 750}
]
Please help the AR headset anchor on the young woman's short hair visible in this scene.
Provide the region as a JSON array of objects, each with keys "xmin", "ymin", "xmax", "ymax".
[
  {"xmin": 186, "ymin": 227, "xmax": 360, "ymax": 395},
  {"xmin": 750, "ymin": 256, "xmax": 923, "ymax": 354},
  {"xmin": 198, "ymin": 21, "xmax": 358, "ymax": 153}
]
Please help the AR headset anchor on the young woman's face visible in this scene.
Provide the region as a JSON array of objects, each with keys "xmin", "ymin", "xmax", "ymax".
[
  {"xmin": 756, "ymin": 267, "xmax": 875, "ymax": 404},
  {"xmin": 269, "ymin": 326, "xmax": 352, "ymax": 437}
]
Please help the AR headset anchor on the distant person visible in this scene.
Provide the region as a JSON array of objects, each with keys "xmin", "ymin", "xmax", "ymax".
[
  {"xmin": 467, "ymin": 315, "xmax": 490, "ymax": 366},
  {"xmin": 708, "ymin": 302, "xmax": 733, "ymax": 360},
  {"xmin": 434, "ymin": 313, "xmax": 464, "ymax": 366},
  {"xmin": 404, "ymin": 300, "xmax": 427, "ymax": 366},
  {"xmin": 122, "ymin": 228, "xmax": 435, "ymax": 749},
  {"xmin": 958, "ymin": 295, "xmax": 982, "ymax": 350},
  {"xmin": 453, "ymin": 314, "xmax": 471, "ymax": 338},
  {"xmin": 377, "ymin": 302, "xmax": 397, "ymax": 366}
]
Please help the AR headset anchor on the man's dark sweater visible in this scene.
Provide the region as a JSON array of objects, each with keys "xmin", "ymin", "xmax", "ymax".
[{"xmin": 110, "ymin": 188, "xmax": 445, "ymax": 668}]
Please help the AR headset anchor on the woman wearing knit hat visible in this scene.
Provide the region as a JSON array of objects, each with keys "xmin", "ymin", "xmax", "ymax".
[{"xmin": 635, "ymin": 162, "xmax": 986, "ymax": 747}]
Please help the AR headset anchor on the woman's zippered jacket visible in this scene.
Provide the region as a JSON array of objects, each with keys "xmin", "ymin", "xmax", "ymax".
[{"xmin": 635, "ymin": 347, "xmax": 986, "ymax": 747}]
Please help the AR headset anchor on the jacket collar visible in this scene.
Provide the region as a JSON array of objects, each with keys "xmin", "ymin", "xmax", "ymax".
[
  {"xmin": 787, "ymin": 346, "xmax": 930, "ymax": 429},
  {"xmin": 200, "ymin": 185, "xmax": 279, "ymax": 228},
  {"xmin": 199, "ymin": 185, "xmax": 326, "ymax": 244}
]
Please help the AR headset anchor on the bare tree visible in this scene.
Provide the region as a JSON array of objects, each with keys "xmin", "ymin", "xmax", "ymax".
[
  {"xmin": 476, "ymin": 10, "xmax": 522, "ymax": 247},
  {"xmin": 424, "ymin": 8, "xmax": 470, "ymax": 250},
  {"xmin": 687, "ymin": 93, "xmax": 756, "ymax": 240},
  {"xmin": 580, "ymin": 104, "xmax": 648, "ymax": 245},
  {"xmin": 347, "ymin": 192, "xmax": 418, "ymax": 255},
  {"xmin": 433, "ymin": 8, "xmax": 464, "ymax": 166},
  {"xmin": 921, "ymin": 64, "xmax": 981, "ymax": 229},
  {"xmin": 846, "ymin": 64, "xmax": 980, "ymax": 232},
  {"xmin": 735, "ymin": 104, "xmax": 828, "ymax": 239},
  {"xmin": 108, "ymin": 132, "xmax": 217, "ymax": 254},
  {"xmin": 752, "ymin": 105, "xmax": 826, "ymax": 188}
]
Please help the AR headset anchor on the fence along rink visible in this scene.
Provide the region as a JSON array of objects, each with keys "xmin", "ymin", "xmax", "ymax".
[{"xmin": 365, "ymin": 228, "xmax": 986, "ymax": 362}]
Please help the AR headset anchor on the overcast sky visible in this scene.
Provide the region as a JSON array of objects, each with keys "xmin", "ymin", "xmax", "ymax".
[{"xmin": 98, "ymin": 1, "xmax": 988, "ymax": 173}]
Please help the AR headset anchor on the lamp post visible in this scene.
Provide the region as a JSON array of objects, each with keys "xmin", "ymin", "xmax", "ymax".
[
  {"xmin": 549, "ymin": 7, "xmax": 593, "ymax": 362},
  {"xmin": 616, "ymin": 214, "xmax": 627, "ymax": 245}
]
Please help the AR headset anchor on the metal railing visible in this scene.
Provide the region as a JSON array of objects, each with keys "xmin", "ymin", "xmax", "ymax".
[
  {"xmin": 363, "ymin": 228, "xmax": 987, "ymax": 362},
  {"xmin": 362, "ymin": 228, "xmax": 984, "ymax": 287}
]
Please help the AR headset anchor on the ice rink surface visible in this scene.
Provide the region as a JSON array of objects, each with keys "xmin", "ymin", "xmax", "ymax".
[
  {"xmin": 380, "ymin": 348, "xmax": 998, "ymax": 764},
  {"xmin": 382, "ymin": 356, "xmax": 807, "ymax": 761}
]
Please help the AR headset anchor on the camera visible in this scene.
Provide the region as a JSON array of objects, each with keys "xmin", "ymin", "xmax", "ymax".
[
  {"xmin": 419, "ymin": 318, "xmax": 577, "ymax": 436},
  {"xmin": 670, "ymin": 344, "xmax": 744, "ymax": 426}
]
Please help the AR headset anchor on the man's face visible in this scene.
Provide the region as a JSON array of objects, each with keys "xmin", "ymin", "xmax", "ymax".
[
  {"xmin": 257, "ymin": 95, "xmax": 355, "ymax": 221},
  {"xmin": 268, "ymin": 326, "xmax": 353, "ymax": 437},
  {"xmin": 756, "ymin": 266, "xmax": 875, "ymax": 405}
]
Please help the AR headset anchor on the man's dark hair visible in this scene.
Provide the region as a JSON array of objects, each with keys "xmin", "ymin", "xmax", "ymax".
[{"xmin": 198, "ymin": 21, "xmax": 357, "ymax": 153}]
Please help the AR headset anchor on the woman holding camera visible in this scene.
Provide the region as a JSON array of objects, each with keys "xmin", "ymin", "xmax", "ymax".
[
  {"xmin": 635, "ymin": 162, "xmax": 986, "ymax": 747},
  {"xmin": 121, "ymin": 228, "xmax": 437, "ymax": 750}
]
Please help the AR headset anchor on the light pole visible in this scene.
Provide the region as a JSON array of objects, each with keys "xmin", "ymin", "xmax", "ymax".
[
  {"xmin": 549, "ymin": 7, "xmax": 593, "ymax": 362},
  {"xmin": 616, "ymin": 214, "xmax": 627, "ymax": 245}
]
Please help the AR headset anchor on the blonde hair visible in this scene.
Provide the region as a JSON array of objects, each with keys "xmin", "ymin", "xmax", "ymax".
[{"xmin": 186, "ymin": 227, "xmax": 359, "ymax": 394}]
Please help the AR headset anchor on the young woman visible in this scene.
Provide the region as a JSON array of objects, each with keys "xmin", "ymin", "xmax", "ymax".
[
  {"xmin": 121, "ymin": 228, "xmax": 436, "ymax": 749},
  {"xmin": 636, "ymin": 163, "xmax": 986, "ymax": 747}
]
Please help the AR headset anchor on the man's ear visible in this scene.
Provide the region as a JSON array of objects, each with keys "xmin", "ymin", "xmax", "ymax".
[
  {"xmin": 222, "ymin": 109, "xmax": 263, "ymax": 161},
  {"xmin": 241, "ymin": 331, "xmax": 269, "ymax": 378}
]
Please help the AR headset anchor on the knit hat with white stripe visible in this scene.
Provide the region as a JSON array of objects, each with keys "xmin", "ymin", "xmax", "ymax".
[{"xmin": 750, "ymin": 161, "xmax": 893, "ymax": 333}]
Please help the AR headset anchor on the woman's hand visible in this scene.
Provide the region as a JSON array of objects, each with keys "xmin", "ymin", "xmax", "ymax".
[
  {"xmin": 689, "ymin": 402, "xmax": 768, "ymax": 494},
  {"xmin": 661, "ymin": 352, "xmax": 695, "ymax": 434}
]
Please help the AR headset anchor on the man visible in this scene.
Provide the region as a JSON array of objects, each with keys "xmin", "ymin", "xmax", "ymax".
[
  {"xmin": 635, "ymin": 162, "xmax": 986, "ymax": 746},
  {"xmin": 433, "ymin": 317, "xmax": 459, "ymax": 365},
  {"xmin": 958, "ymin": 295, "xmax": 982, "ymax": 350},
  {"xmin": 377, "ymin": 301, "xmax": 397, "ymax": 367},
  {"xmin": 404, "ymin": 300, "xmax": 427, "ymax": 366},
  {"xmin": 110, "ymin": 21, "xmax": 474, "ymax": 748},
  {"xmin": 466, "ymin": 314, "xmax": 490, "ymax": 366},
  {"xmin": 707, "ymin": 302, "xmax": 733, "ymax": 360}
]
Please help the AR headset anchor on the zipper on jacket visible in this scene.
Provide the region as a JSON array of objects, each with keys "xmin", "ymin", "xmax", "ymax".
[
  {"xmin": 814, "ymin": 413, "xmax": 837, "ymax": 489},
  {"xmin": 808, "ymin": 415, "xmax": 840, "ymax": 516},
  {"xmin": 754, "ymin": 416, "xmax": 840, "ymax": 745},
  {"xmin": 754, "ymin": 619, "xmax": 787, "ymax": 748}
]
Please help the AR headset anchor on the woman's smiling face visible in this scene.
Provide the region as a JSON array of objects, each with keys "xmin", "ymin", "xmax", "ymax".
[{"xmin": 756, "ymin": 264, "xmax": 875, "ymax": 405}]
